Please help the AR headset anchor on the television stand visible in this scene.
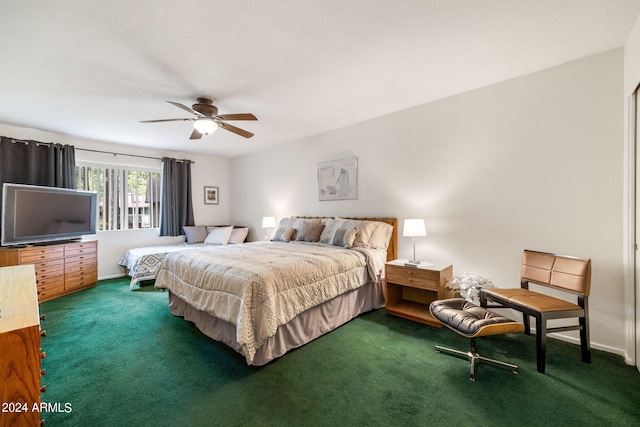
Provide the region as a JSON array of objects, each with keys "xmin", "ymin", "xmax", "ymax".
[
  {"xmin": 32, "ymin": 238, "xmax": 82, "ymax": 246},
  {"xmin": 0, "ymin": 239, "xmax": 97, "ymax": 302}
]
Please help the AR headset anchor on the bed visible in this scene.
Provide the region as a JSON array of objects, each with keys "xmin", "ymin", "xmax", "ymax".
[
  {"xmin": 119, "ymin": 225, "xmax": 248, "ymax": 289},
  {"xmin": 154, "ymin": 217, "xmax": 398, "ymax": 365}
]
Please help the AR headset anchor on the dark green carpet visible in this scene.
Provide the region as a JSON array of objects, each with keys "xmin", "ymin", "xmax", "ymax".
[{"xmin": 37, "ymin": 278, "xmax": 640, "ymax": 426}]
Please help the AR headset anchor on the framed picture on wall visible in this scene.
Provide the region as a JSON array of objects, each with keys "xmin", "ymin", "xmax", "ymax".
[
  {"xmin": 204, "ymin": 186, "xmax": 219, "ymax": 205},
  {"xmin": 318, "ymin": 157, "xmax": 358, "ymax": 201}
]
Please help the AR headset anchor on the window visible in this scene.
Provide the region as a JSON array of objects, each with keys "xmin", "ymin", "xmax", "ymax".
[{"xmin": 76, "ymin": 164, "xmax": 162, "ymax": 231}]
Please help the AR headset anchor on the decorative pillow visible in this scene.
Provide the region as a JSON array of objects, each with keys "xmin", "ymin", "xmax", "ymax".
[
  {"xmin": 330, "ymin": 228, "xmax": 347, "ymax": 246},
  {"xmin": 369, "ymin": 222, "xmax": 394, "ymax": 250},
  {"xmin": 343, "ymin": 227, "xmax": 358, "ymax": 248},
  {"xmin": 334, "ymin": 219, "xmax": 375, "ymax": 248},
  {"xmin": 319, "ymin": 218, "xmax": 344, "ymax": 243},
  {"xmin": 276, "ymin": 217, "xmax": 296, "ymax": 230},
  {"xmin": 228, "ymin": 227, "xmax": 249, "ymax": 244},
  {"xmin": 330, "ymin": 227, "xmax": 358, "ymax": 248},
  {"xmin": 295, "ymin": 222, "xmax": 325, "ymax": 242},
  {"xmin": 334, "ymin": 219, "xmax": 393, "ymax": 250},
  {"xmin": 204, "ymin": 226, "xmax": 233, "ymax": 244},
  {"xmin": 183, "ymin": 225, "xmax": 208, "ymax": 244},
  {"xmin": 272, "ymin": 227, "xmax": 296, "ymax": 242}
]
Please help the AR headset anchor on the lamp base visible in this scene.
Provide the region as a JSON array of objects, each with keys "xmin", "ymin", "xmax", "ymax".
[{"xmin": 404, "ymin": 260, "xmax": 435, "ymax": 268}]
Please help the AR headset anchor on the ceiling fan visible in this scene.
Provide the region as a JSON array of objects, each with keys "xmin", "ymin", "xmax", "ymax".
[{"xmin": 140, "ymin": 97, "xmax": 257, "ymax": 140}]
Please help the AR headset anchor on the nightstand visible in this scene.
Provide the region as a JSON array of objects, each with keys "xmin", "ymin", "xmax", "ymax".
[{"xmin": 385, "ymin": 261, "xmax": 454, "ymax": 327}]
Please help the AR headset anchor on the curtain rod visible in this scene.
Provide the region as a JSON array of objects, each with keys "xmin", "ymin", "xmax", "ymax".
[
  {"xmin": 76, "ymin": 147, "xmax": 194, "ymax": 164},
  {"xmin": 7, "ymin": 138, "xmax": 194, "ymax": 164},
  {"xmin": 10, "ymin": 138, "xmax": 53, "ymax": 147}
]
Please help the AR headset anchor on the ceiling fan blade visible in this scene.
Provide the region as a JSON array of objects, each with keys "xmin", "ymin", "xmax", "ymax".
[
  {"xmin": 139, "ymin": 118, "xmax": 192, "ymax": 123},
  {"xmin": 219, "ymin": 122, "xmax": 254, "ymax": 138},
  {"xmin": 167, "ymin": 101, "xmax": 198, "ymax": 115},
  {"xmin": 217, "ymin": 113, "xmax": 257, "ymax": 121},
  {"xmin": 190, "ymin": 128, "xmax": 203, "ymax": 140}
]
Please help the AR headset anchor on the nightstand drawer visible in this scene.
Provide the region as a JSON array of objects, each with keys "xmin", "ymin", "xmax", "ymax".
[
  {"xmin": 386, "ymin": 265, "xmax": 439, "ymax": 290},
  {"xmin": 385, "ymin": 262, "xmax": 453, "ymax": 327}
]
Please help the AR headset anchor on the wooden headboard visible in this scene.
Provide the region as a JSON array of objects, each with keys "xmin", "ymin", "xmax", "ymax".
[{"xmin": 294, "ymin": 217, "xmax": 398, "ymax": 262}]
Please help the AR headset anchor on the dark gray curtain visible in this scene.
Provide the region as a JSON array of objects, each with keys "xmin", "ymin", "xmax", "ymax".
[
  {"xmin": 160, "ymin": 157, "xmax": 194, "ymax": 236},
  {"xmin": 0, "ymin": 136, "xmax": 76, "ymax": 189},
  {"xmin": 0, "ymin": 136, "xmax": 76, "ymax": 235}
]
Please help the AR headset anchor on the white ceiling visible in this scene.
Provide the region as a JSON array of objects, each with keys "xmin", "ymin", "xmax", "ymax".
[{"xmin": 1, "ymin": 1, "xmax": 639, "ymax": 158}]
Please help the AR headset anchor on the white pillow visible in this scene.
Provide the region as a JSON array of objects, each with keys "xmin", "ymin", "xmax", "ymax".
[
  {"xmin": 204, "ymin": 226, "xmax": 233, "ymax": 244},
  {"xmin": 334, "ymin": 219, "xmax": 393, "ymax": 250},
  {"xmin": 228, "ymin": 227, "xmax": 249, "ymax": 244}
]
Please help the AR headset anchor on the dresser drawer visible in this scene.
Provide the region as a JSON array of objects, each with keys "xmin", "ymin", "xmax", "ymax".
[
  {"xmin": 66, "ymin": 269, "xmax": 97, "ymax": 290},
  {"xmin": 386, "ymin": 264, "xmax": 439, "ymax": 290},
  {"xmin": 34, "ymin": 258, "xmax": 65, "ymax": 275},
  {"xmin": 38, "ymin": 280, "xmax": 65, "ymax": 300},
  {"xmin": 35, "ymin": 265, "xmax": 65, "ymax": 285},
  {"xmin": 65, "ymin": 242, "xmax": 97, "ymax": 257},
  {"xmin": 20, "ymin": 246, "xmax": 65, "ymax": 263},
  {"xmin": 65, "ymin": 254, "xmax": 97, "ymax": 273}
]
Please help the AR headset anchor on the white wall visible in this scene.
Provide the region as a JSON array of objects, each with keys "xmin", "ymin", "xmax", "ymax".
[
  {"xmin": 0, "ymin": 123, "xmax": 230, "ymax": 279},
  {"xmin": 230, "ymin": 49, "xmax": 627, "ymax": 357}
]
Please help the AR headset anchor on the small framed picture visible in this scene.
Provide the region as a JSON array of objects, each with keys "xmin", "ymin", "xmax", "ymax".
[{"xmin": 204, "ymin": 186, "xmax": 219, "ymax": 205}]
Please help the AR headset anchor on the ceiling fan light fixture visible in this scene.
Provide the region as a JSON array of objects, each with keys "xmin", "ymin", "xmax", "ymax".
[{"xmin": 193, "ymin": 117, "xmax": 217, "ymax": 134}]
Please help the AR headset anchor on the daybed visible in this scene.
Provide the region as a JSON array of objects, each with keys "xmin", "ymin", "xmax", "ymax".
[
  {"xmin": 154, "ymin": 217, "xmax": 398, "ymax": 365},
  {"xmin": 119, "ymin": 225, "xmax": 248, "ymax": 289}
]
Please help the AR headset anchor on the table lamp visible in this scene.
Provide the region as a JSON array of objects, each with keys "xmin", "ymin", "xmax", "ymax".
[{"xmin": 403, "ymin": 218, "xmax": 427, "ymax": 265}]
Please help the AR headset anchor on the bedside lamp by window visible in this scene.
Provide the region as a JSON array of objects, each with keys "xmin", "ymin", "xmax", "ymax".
[
  {"xmin": 403, "ymin": 219, "xmax": 427, "ymax": 266},
  {"xmin": 262, "ymin": 216, "xmax": 276, "ymax": 240}
]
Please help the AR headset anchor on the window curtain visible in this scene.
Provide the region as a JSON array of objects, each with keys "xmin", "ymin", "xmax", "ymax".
[
  {"xmin": 0, "ymin": 137, "xmax": 76, "ymax": 229},
  {"xmin": 0, "ymin": 136, "xmax": 76, "ymax": 189},
  {"xmin": 159, "ymin": 157, "xmax": 194, "ymax": 236}
]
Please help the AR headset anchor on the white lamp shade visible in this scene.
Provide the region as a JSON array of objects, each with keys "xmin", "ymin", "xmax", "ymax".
[
  {"xmin": 262, "ymin": 216, "xmax": 276, "ymax": 228},
  {"xmin": 193, "ymin": 117, "xmax": 218, "ymax": 134},
  {"xmin": 403, "ymin": 219, "xmax": 427, "ymax": 237}
]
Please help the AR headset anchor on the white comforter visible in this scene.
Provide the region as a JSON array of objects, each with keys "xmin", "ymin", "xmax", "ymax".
[{"xmin": 154, "ymin": 241, "xmax": 386, "ymax": 364}]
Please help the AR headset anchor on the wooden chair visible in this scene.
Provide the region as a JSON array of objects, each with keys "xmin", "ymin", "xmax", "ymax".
[{"xmin": 480, "ymin": 250, "xmax": 591, "ymax": 374}]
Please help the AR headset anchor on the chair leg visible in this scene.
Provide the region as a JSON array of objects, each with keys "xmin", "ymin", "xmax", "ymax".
[
  {"xmin": 523, "ymin": 313, "xmax": 531, "ymax": 335},
  {"xmin": 579, "ymin": 315, "xmax": 591, "ymax": 363},
  {"xmin": 536, "ymin": 315, "xmax": 546, "ymax": 374},
  {"xmin": 435, "ymin": 338, "xmax": 519, "ymax": 381}
]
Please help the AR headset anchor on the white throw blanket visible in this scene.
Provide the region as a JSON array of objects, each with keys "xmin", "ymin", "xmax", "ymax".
[{"xmin": 155, "ymin": 241, "xmax": 384, "ymax": 364}]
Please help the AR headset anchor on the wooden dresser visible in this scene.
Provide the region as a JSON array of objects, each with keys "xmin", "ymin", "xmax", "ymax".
[
  {"xmin": 0, "ymin": 240, "xmax": 97, "ymax": 302},
  {"xmin": 0, "ymin": 265, "xmax": 45, "ymax": 427}
]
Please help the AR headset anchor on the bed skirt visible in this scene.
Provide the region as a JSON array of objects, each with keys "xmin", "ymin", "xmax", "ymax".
[{"xmin": 167, "ymin": 280, "xmax": 385, "ymax": 366}]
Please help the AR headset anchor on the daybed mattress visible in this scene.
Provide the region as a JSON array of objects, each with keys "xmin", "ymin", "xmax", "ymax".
[{"xmin": 119, "ymin": 243, "xmax": 208, "ymax": 288}]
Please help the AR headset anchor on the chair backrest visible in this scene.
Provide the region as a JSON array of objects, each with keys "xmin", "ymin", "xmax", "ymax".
[{"xmin": 521, "ymin": 250, "xmax": 591, "ymax": 296}]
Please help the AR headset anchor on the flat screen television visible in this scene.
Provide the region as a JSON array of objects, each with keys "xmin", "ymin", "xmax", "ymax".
[{"xmin": 1, "ymin": 183, "xmax": 97, "ymax": 246}]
